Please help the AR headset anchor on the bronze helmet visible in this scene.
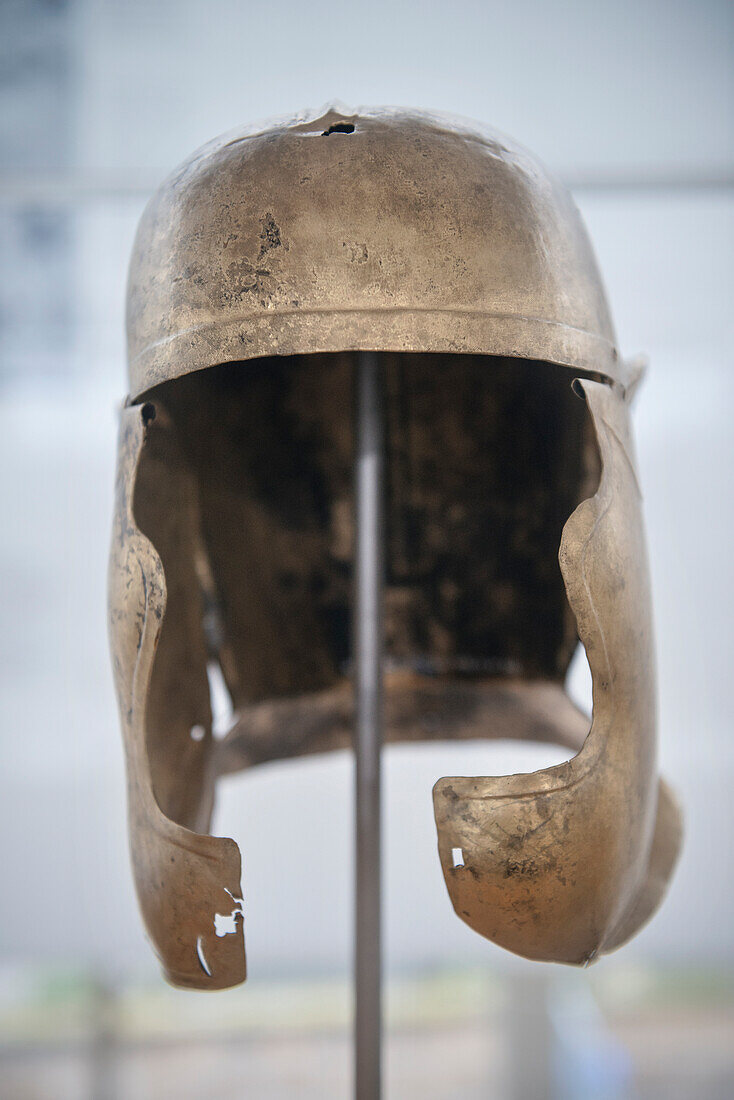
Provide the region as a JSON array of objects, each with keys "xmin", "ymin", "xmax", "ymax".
[{"xmin": 109, "ymin": 106, "xmax": 681, "ymax": 989}]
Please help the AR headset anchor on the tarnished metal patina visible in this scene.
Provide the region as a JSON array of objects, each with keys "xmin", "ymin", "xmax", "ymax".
[{"xmin": 109, "ymin": 106, "xmax": 681, "ymax": 989}]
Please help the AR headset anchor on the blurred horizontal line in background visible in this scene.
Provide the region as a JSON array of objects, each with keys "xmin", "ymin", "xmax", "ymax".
[{"xmin": 0, "ymin": 170, "xmax": 733, "ymax": 204}]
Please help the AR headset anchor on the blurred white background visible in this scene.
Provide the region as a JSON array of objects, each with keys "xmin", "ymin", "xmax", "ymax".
[{"xmin": 1, "ymin": 1, "xmax": 733, "ymax": 1097}]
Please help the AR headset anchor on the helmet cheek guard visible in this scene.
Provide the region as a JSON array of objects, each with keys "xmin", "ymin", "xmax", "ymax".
[
  {"xmin": 109, "ymin": 106, "xmax": 681, "ymax": 989},
  {"xmin": 434, "ymin": 379, "xmax": 682, "ymax": 964},
  {"xmin": 109, "ymin": 405, "xmax": 245, "ymax": 989}
]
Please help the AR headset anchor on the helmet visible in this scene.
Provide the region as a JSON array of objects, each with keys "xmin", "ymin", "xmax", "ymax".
[{"xmin": 109, "ymin": 105, "xmax": 681, "ymax": 989}]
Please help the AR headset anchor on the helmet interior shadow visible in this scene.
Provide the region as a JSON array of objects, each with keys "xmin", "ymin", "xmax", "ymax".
[{"xmin": 135, "ymin": 352, "xmax": 601, "ymax": 823}]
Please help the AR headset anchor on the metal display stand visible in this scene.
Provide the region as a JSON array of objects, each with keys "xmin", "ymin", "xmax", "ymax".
[{"xmin": 353, "ymin": 351, "xmax": 385, "ymax": 1100}]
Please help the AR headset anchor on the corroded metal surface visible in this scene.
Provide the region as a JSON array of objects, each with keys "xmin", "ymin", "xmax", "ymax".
[
  {"xmin": 434, "ymin": 380, "xmax": 681, "ymax": 963},
  {"xmin": 109, "ymin": 405, "xmax": 245, "ymax": 989},
  {"xmin": 109, "ymin": 107, "xmax": 681, "ymax": 990},
  {"xmin": 126, "ymin": 106, "xmax": 625, "ymax": 398}
]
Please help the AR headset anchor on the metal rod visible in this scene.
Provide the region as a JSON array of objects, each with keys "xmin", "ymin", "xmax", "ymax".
[{"xmin": 353, "ymin": 350, "xmax": 384, "ymax": 1100}]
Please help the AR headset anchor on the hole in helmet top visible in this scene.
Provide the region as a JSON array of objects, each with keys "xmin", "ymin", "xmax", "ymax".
[{"xmin": 322, "ymin": 122, "xmax": 355, "ymax": 136}]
